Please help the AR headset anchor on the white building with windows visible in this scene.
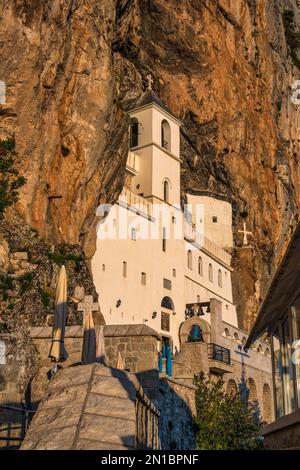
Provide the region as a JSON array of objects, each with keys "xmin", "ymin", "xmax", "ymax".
[
  {"xmin": 91, "ymin": 85, "xmax": 273, "ymax": 422},
  {"xmin": 92, "ymin": 87, "xmax": 238, "ymax": 350}
]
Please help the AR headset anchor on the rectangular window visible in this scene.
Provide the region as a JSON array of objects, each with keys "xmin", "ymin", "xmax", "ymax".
[
  {"xmin": 162, "ymin": 227, "xmax": 167, "ymax": 252},
  {"xmin": 161, "ymin": 312, "xmax": 170, "ymax": 332},
  {"xmin": 141, "ymin": 272, "xmax": 146, "ymax": 285},
  {"xmin": 163, "ymin": 278, "xmax": 172, "ymax": 290},
  {"xmin": 131, "ymin": 227, "xmax": 137, "ymax": 241},
  {"xmin": 102, "ymin": 264, "xmax": 105, "ymax": 272},
  {"xmin": 291, "ymin": 304, "xmax": 300, "ymax": 408},
  {"xmin": 123, "ymin": 261, "xmax": 127, "ymax": 278},
  {"xmin": 212, "ymin": 216, "xmax": 218, "ymax": 223},
  {"xmin": 272, "ymin": 329, "xmax": 284, "ymax": 418},
  {"xmin": 282, "ymin": 316, "xmax": 296, "ymax": 414},
  {"xmin": 172, "ymin": 269, "xmax": 176, "ymax": 278}
]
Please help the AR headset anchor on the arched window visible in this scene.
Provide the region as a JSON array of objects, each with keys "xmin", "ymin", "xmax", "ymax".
[
  {"xmin": 248, "ymin": 378, "xmax": 258, "ymax": 402},
  {"xmin": 163, "ymin": 180, "xmax": 169, "ymax": 202},
  {"xmin": 233, "ymin": 332, "xmax": 239, "ymax": 342},
  {"xmin": 262, "ymin": 384, "xmax": 272, "ymax": 422},
  {"xmin": 208, "ymin": 263, "xmax": 213, "ymax": 282},
  {"xmin": 161, "ymin": 297, "xmax": 174, "ymax": 310},
  {"xmin": 223, "ymin": 328, "xmax": 230, "ymax": 338},
  {"xmin": 0, "ymin": 80, "xmax": 6, "ymax": 104},
  {"xmin": 265, "ymin": 347, "xmax": 270, "ymax": 356},
  {"xmin": 198, "ymin": 256, "xmax": 203, "ymax": 276},
  {"xmin": 227, "ymin": 379, "xmax": 238, "ymax": 396},
  {"xmin": 188, "ymin": 325, "xmax": 204, "ymax": 343},
  {"xmin": 187, "ymin": 250, "xmax": 192, "ymax": 269},
  {"xmin": 218, "ymin": 269, "xmax": 222, "ymax": 287},
  {"xmin": 161, "ymin": 119, "xmax": 171, "ymax": 150},
  {"xmin": 130, "ymin": 118, "xmax": 139, "ymax": 148},
  {"xmin": 242, "ymin": 336, "xmax": 247, "ymax": 345}
]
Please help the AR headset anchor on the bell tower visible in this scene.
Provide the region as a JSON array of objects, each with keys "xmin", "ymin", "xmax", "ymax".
[{"xmin": 128, "ymin": 78, "xmax": 181, "ymax": 206}]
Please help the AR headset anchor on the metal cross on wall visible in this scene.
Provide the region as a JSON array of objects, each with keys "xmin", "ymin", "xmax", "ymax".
[
  {"xmin": 238, "ymin": 222, "xmax": 253, "ymax": 246},
  {"xmin": 77, "ymin": 295, "xmax": 99, "ymax": 322}
]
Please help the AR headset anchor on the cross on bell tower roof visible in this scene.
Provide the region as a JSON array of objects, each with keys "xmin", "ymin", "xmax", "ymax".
[{"xmin": 146, "ymin": 74, "xmax": 154, "ymax": 90}]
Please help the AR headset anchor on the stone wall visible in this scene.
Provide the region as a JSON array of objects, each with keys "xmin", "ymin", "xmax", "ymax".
[
  {"xmin": 0, "ymin": 323, "xmax": 160, "ymax": 448},
  {"xmin": 21, "ymin": 364, "xmax": 160, "ymax": 450},
  {"xmin": 262, "ymin": 410, "xmax": 300, "ymax": 450},
  {"xmin": 27, "ymin": 324, "xmax": 160, "ymax": 403},
  {"xmin": 155, "ymin": 376, "xmax": 196, "ymax": 450}
]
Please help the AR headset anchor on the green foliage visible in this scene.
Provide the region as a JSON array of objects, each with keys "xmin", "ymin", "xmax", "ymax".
[
  {"xmin": 48, "ymin": 249, "xmax": 81, "ymax": 265},
  {"xmin": 0, "ymin": 274, "xmax": 14, "ymax": 301},
  {"xmin": 194, "ymin": 373, "xmax": 264, "ymax": 450},
  {"xmin": 283, "ymin": 10, "xmax": 300, "ymax": 70},
  {"xmin": 0, "ymin": 322, "xmax": 8, "ymax": 333},
  {"xmin": 40, "ymin": 290, "xmax": 51, "ymax": 307},
  {"xmin": 18, "ymin": 272, "xmax": 34, "ymax": 294},
  {"xmin": 0, "ymin": 138, "xmax": 26, "ymax": 219}
]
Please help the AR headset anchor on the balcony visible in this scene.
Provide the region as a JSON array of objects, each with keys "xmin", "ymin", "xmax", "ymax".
[
  {"xmin": 207, "ymin": 343, "xmax": 232, "ymax": 374},
  {"xmin": 118, "ymin": 188, "xmax": 153, "ymax": 220},
  {"xmin": 184, "ymin": 220, "xmax": 231, "ymax": 267}
]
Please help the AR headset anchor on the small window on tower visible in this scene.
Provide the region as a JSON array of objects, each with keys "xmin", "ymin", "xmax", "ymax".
[
  {"xmin": 102, "ymin": 264, "xmax": 105, "ymax": 272},
  {"xmin": 131, "ymin": 227, "xmax": 137, "ymax": 241},
  {"xmin": 212, "ymin": 216, "xmax": 218, "ymax": 223},
  {"xmin": 130, "ymin": 118, "xmax": 139, "ymax": 148},
  {"xmin": 163, "ymin": 180, "xmax": 170, "ymax": 203},
  {"xmin": 161, "ymin": 120, "xmax": 171, "ymax": 151},
  {"xmin": 141, "ymin": 272, "xmax": 146, "ymax": 285},
  {"xmin": 172, "ymin": 269, "xmax": 176, "ymax": 278},
  {"xmin": 162, "ymin": 227, "xmax": 167, "ymax": 252},
  {"xmin": 123, "ymin": 261, "xmax": 127, "ymax": 278}
]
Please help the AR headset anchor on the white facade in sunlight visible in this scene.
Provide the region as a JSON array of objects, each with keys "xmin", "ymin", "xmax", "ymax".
[{"xmin": 92, "ymin": 89, "xmax": 237, "ymax": 350}]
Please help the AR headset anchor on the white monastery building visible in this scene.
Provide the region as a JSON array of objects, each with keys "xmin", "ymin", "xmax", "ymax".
[
  {"xmin": 92, "ymin": 85, "xmax": 239, "ymax": 351},
  {"xmin": 91, "ymin": 85, "xmax": 274, "ymax": 422}
]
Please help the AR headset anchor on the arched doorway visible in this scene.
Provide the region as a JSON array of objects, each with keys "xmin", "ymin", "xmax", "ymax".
[{"xmin": 262, "ymin": 383, "xmax": 272, "ymax": 422}]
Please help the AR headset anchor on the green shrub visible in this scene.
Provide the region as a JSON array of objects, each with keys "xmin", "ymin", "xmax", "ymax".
[
  {"xmin": 48, "ymin": 250, "xmax": 81, "ymax": 265},
  {"xmin": 0, "ymin": 274, "xmax": 14, "ymax": 300},
  {"xmin": 194, "ymin": 373, "xmax": 264, "ymax": 450},
  {"xmin": 40, "ymin": 290, "xmax": 51, "ymax": 307},
  {"xmin": 0, "ymin": 138, "xmax": 26, "ymax": 219},
  {"xmin": 18, "ymin": 272, "xmax": 34, "ymax": 294}
]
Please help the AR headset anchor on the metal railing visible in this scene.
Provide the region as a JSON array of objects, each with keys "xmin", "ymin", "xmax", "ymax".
[
  {"xmin": 119, "ymin": 188, "xmax": 153, "ymax": 219},
  {"xmin": 184, "ymin": 220, "xmax": 231, "ymax": 266},
  {"xmin": 207, "ymin": 343, "xmax": 231, "ymax": 365},
  {"xmin": 0, "ymin": 404, "xmax": 35, "ymax": 447}
]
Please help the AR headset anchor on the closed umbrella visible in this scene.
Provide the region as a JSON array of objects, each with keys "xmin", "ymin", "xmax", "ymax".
[
  {"xmin": 49, "ymin": 265, "xmax": 68, "ymax": 368},
  {"xmin": 82, "ymin": 306, "xmax": 97, "ymax": 365},
  {"xmin": 96, "ymin": 325, "xmax": 106, "ymax": 364},
  {"xmin": 116, "ymin": 352, "xmax": 125, "ymax": 370}
]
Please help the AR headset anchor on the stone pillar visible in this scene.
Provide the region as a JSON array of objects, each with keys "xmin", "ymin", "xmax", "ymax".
[{"xmin": 209, "ymin": 298, "xmax": 223, "ymax": 344}]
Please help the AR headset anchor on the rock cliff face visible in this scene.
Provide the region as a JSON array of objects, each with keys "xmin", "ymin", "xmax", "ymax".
[{"xmin": 1, "ymin": 0, "xmax": 300, "ymax": 328}]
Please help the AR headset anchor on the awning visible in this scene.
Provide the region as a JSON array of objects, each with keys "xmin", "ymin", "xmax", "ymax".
[{"xmin": 245, "ymin": 222, "xmax": 300, "ymax": 349}]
